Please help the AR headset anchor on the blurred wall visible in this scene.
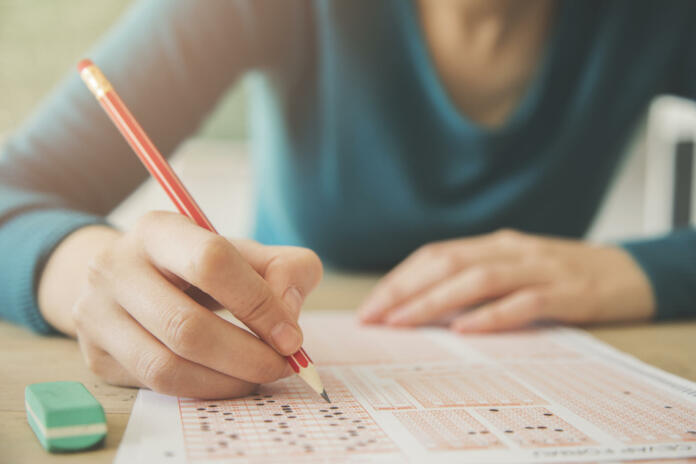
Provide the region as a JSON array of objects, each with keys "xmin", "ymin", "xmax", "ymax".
[{"xmin": 0, "ymin": 0, "xmax": 248, "ymax": 140}]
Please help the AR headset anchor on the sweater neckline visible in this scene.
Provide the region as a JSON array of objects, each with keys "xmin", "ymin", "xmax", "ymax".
[{"xmin": 400, "ymin": 0, "xmax": 568, "ymax": 137}]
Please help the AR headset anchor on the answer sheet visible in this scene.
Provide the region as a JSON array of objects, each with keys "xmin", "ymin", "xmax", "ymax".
[{"xmin": 115, "ymin": 311, "xmax": 696, "ymax": 463}]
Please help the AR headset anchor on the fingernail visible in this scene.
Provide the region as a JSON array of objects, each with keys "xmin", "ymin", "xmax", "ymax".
[
  {"xmin": 270, "ymin": 321, "xmax": 302, "ymax": 354},
  {"xmin": 283, "ymin": 286, "xmax": 304, "ymax": 315}
]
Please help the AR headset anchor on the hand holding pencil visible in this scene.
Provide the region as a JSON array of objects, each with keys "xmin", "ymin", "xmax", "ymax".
[{"xmin": 70, "ymin": 59, "xmax": 328, "ymax": 401}]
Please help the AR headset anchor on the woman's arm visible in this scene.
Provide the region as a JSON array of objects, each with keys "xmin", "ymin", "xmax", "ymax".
[
  {"xmin": 0, "ymin": 0, "xmax": 325, "ymax": 399},
  {"xmin": 617, "ymin": 28, "xmax": 696, "ymax": 322},
  {"xmin": 622, "ymin": 228, "xmax": 696, "ymax": 321},
  {"xmin": 0, "ymin": 0, "xmax": 252, "ymax": 332}
]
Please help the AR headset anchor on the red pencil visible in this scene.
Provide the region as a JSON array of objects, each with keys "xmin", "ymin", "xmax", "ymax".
[{"xmin": 78, "ymin": 59, "xmax": 329, "ymax": 403}]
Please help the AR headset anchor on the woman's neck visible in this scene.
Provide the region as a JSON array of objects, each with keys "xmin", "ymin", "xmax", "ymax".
[
  {"xmin": 420, "ymin": 0, "xmax": 552, "ymax": 51},
  {"xmin": 415, "ymin": 0, "xmax": 555, "ymax": 127}
]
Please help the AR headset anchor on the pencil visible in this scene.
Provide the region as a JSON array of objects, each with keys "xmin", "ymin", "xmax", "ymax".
[{"xmin": 77, "ymin": 59, "xmax": 330, "ymax": 404}]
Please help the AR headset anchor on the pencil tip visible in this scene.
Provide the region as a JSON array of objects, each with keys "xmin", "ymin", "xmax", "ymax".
[{"xmin": 320, "ymin": 390, "xmax": 331, "ymax": 403}]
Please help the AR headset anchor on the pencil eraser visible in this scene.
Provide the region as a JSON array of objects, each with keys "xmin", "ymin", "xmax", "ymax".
[
  {"xmin": 25, "ymin": 381, "xmax": 106, "ymax": 452},
  {"xmin": 77, "ymin": 59, "xmax": 93, "ymax": 72}
]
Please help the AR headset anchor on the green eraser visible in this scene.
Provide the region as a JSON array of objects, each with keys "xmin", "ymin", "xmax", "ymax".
[{"xmin": 25, "ymin": 381, "xmax": 106, "ymax": 452}]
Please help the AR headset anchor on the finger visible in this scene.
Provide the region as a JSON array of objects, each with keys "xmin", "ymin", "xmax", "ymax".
[
  {"xmin": 232, "ymin": 240, "xmax": 323, "ymax": 319},
  {"xmin": 105, "ymin": 260, "xmax": 292, "ymax": 384},
  {"xmin": 358, "ymin": 254, "xmax": 451, "ymax": 323},
  {"xmin": 385, "ymin": 262, "xmax": 553, "ymax": 327},
  {"xmin": 450, "ymin": 289, "xmax": 551, "ymax": 333},
  {"xmin": 80, "ymin": 296, "xmax": 260, "ymax": 399},
  {"xmin": 358, "ymin": 232, "xmax": 524, "ymax": 323},
  {"xmin": 76, "ymin": 337, "xmax": 144, "ymax": 388},
  {"xmin": 136, "ymin": 211, "xmax": 302, "ymax": 355}
]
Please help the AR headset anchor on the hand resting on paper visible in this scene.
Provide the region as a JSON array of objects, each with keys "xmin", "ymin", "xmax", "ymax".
[
  {"xmin": 38, "ymin": 211, "xmax": 322, "ymax": 399},
  {"xmin": 358, "ymin": 230, "xmax": 655, "ymax": 333}
]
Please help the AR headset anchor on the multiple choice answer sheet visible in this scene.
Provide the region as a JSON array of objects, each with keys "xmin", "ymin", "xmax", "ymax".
[{"xmin": 115, "ymin": 310, "xmax": 696, "ymax": 463}]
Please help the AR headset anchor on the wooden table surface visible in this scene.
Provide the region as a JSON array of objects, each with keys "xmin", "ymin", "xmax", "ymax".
[{"xmin": 1, "ymin": 271, "xmax": 695, "ymax": 464}]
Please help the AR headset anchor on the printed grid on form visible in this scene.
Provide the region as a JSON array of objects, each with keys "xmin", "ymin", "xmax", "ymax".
[
  {"xmin": 509, "ymin": 361, "xmax": 696, "ymax": 444},
  {"xmin": 179, "ymin": 371, "xmax": 397, "ymax": 461},
  {"xmin": 168, "ymin": 312, "xmax": 696, "ymax": 462},
  {"xmin": 299, "ymin": 315, "xmax": 459, "ymax": 365},
  {"xmin": 345, "ymin": 364, "xmax": 546, "ymax": 409}
]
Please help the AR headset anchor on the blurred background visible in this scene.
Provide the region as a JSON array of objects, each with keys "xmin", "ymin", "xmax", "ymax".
[
  {"xmin": 0, "ymin": 0, "xmax": 249, "ymax": 141},
  {"xmin": 0, "ymin": 0, "xmax": 255, "ymax": 236},
  {"xmin": 1, "ymin": 1, "xmax": 692, "ymax": 241}
]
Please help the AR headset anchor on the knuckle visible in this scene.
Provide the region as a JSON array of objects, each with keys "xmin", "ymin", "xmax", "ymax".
[
  {"xmin": 523, "ymin": 239, "xmax": 545, "ymax": 256},
  {"xmin": 71, "ymin": 295, "xmax": 96, "ymax": 330},
  {"xmin": 236, "ymin": 290, "xmax": 274, "ymax": 324},
  {"xmin": 438, "ymin": 253, "xmax": 460, "ymax": 275},
  {"xmin": 495, "ymin": 228, "xmax": 522, "ymax": 246},
  {"xmin": 164, "ymin": 310, "xmax": 202, "ymax": 357},
  {"xmin": 190, "ymin": 236, "xmax": 234, "ymax": 286},
  {"xmin": 190, "ymin": 236, "xmax": 235, "ymax": 286},
  {"xmin": 266, "ymin": 248, "xmax": 324, "ymax": 287},
  {"xmin": 71, "ymin": 300, "xmax": 88, "ymax": 329},
  {"xmin": 263, "ymin": 254, "xmax": 287, "ymax": 278},
  {"xmin": 136, "ymin": 350, "xmax": 177, "ymax": 392},
  {"xmin": 303, "ymin": 249, "xmax": 324, "ymax": 282},
  {"xmin": 135, "ymin": 210, "xmax": 169, "ymax": 231},
  {"xmin": 86, "ymin": 249, "xmax": 113, "ymax": 288},
  {"xmin": 417, "ymin": 242, "xmax": 441, "ymax": 258},
  {"xmin": 469, "ymin": 267, "xmax": 498, "ymax": 292},
  {"xmin": 495, "ymin": 228, "xmax": 519, "ymax": 239},
  {"xmin": 540, "ymin": 257, "xmax": 566, "ymax": 275}
]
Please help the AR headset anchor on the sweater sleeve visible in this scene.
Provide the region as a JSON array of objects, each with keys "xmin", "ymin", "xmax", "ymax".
[
  {"xmin": 0, "ymin": 0, "xmax": 259, "ymax": 333},
  {"xmin": 622, "ymin": 228, "xmax": 696, "ymax": 320},
  {"xmin": 627, "ymin": 16, "xmax": 696, "ymax": 321}
]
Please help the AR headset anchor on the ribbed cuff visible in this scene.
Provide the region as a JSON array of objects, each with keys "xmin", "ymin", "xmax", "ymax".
[
  {"xmin": 621, "ymin": 228, "xmax": 696, "ymax": 321},
  {"xmin": 0, "ymin": 209, "xmax": 106, "ymax": 334}
]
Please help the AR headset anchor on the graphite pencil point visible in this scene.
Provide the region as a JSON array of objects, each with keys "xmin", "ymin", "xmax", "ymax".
[{"xmin": 320, "ymin": 390, "xmax": 331, "ymax": 403}]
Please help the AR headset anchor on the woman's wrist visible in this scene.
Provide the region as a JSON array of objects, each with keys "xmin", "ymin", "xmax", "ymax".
[{"xmin": 38, "ymin": 225, "xmax": 121, "ymax": 336}]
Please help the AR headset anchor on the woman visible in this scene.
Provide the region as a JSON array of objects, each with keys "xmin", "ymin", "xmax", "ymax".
[{"xmin": 0, "ymin": 0, "xmax": 694, "ymax": 398}]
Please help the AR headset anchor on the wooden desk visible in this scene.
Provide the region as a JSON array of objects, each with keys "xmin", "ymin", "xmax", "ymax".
[{"xmin": 1, "ymin": 271, "xmax": 695, "ymax": 463}]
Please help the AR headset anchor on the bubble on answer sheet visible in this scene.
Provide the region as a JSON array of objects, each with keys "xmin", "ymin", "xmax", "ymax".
[
  {"xmin": 477, "ymin": 407, "xmax": 591, "ymax": 448},
  {"xmin": 508, "ymin": 361, "xmax": 696, "ymax": 444},
  {"xmin": 179, "ymin": 371, "xmax": 397, "ymax": 460},
  {"xmin": 394, "ymin": 409, "xmax": 503, "ymax": 450}
]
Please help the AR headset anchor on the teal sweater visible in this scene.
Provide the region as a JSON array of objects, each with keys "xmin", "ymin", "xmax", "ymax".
[{"xmin": 1, "ymin": 0, "xmax": 695, "ymax": 333}]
